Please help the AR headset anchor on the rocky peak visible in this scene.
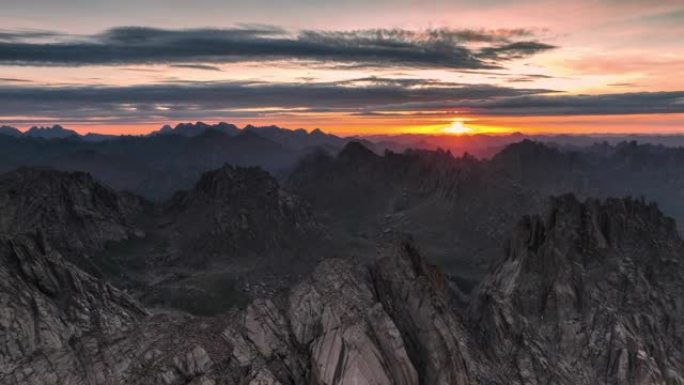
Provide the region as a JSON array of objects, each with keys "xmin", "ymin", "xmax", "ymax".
[
  {"xmin": 174, "ymin": 165, "xmax": 279, "ymax": 204},
  {"xmin": 0, "ymin": 126, "xmax": 21, "ymax": 137},
  {"xmin": 337, "ymin": 141, "xmax": 379, "ymax": 163},
  {"xmin": 151, "ymin": 121, "xmax": 240, "ymax": 137},
  {"xmin": 469, "ymin": 194, "xmax": 684, "ymax": 384},
  {"xmin": 158, "ymin": 124, "xmax": 174, "ymax": 133},
  {"xmin": 162, "ymin": 165, "xmax": 321, "ymax": 267},
  {"xmin": 337, "ymin": 141, "xmax": 379, "ymax": 160},
  {"xmin": 493, "ymin": 138, "xmax": 557, "ymax": 159},
  {"xmin": 0, "ymin": 168, "xmax": 146, "ymax": 269},
  {"xmin": 491, "ymin": 139, "xmax": 573, "ymax": 172},
  {"xmin": 24, "ymin": 125, "xmax": 79, "ymax": 139},
  {"xmin": 542, "ymin": 194, "xmax": 678, "ymax": 249}
]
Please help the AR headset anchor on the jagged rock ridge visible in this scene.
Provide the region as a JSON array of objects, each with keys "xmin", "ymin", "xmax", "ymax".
[
  {"xmin": 0, "ymin": 166, "xmax": 324, "ymax": 315},
  {"xmin": 24, "ymin": 125, "xmax": 79, "ymax": 139},
  {"xmin": 1, "ymin": 169, "xmax": 682, "ymax": 384},
  {"xmin": 0, "ymin": 124, "xmax": 345, "ymax": 200},
  {"xmin": 0, "ymin": 168, "xmax": 146, "ymax": 271},
  {"xmin": 470, "ymin": 195, "xmax": 684, "ymax": 384},
  {"xmin": 160, "ymin": 165, "xmax": 323, "ymax": 266},
  {"xmin": 0, "ymin": 233, "xmax": 146, "ymax": 384}
]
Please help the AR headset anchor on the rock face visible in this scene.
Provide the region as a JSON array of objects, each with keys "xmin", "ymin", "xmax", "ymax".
[
  {"xmin": 370, "ymin": 244, "xmax": 488, "ymax": 385},
  {"xmin": 287, "ymin": 256, "xmax": 421, "ymax": 385},
  {"xmin": 0, "ymin": 168, "xmax": 146, "ymax": 271},
  {"xmin": 469, "ymin": 195, "xmax": 684, "ymax": 385},
  {"xmin": 0, "ymin": 233, "xmax": 146, "ymax": 384},
  {"xmin": 2, "ymin": 193, "xmax": 683, "ymax": 385},
  {"xmin": 1, "ymin": 230, "xmax": 493, "ymax": 384}
]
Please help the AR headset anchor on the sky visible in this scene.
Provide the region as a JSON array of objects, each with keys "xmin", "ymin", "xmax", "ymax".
[{"xmin": 1, "ymin": 0, "xmax": 684, "ymax": 136}]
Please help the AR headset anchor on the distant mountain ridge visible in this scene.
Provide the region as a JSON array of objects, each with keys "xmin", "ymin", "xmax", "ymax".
[
  {"xmin": 0, "ymin": 121, "xmax": 345, "ymax": 145},
  {"xmin": 0, "ymin": 125, "xmax": 21, "ymax": 137},
  {"xmin": 6, "ymin": 121, "xmax": 684, "ymax": 157},
  {"xmin": 149, "ymin": 121, "xmax": 349, "ymax": 150},
  {"xmin": 22, "ymin": 125, "xmax": 80, "ymax": 139},
  {"xmin": 0, "ymin": 124, "xmax": 351, "ymax": 200},
  {"xmin": 151, "ymin": 121, "xmax": 241, "ymax": 137},
  {"xmin": 287, "ymin": 139, "xmax": 684, "ymax": 289}
]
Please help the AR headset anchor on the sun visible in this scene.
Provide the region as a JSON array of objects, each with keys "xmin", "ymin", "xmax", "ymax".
[{"xmin": 441, "ymin": 120, "xmax": 472, "ymax": 135}]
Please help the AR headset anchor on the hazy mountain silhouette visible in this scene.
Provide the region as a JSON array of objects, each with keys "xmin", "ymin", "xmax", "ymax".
[
  {"xmin": 150, "ymin": 121, "xmax": 241, "ymax": 137},
  {"xmin": 0, "ymin": 126, "xmax": 344, "ymax": 199},
  {"xmin": 287, "ymin": 139, "xmax": 684, "ymax": 289},
  {"xmin": 24, "ymin": 124, "xmax": 79, "ymax": 139},
  {"xmin": 0, "ymin": 125, "xmax": 21, "ymax": 137}
]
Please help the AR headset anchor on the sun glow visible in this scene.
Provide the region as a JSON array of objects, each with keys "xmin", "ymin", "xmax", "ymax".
[{"xmin": 442, "ymin": 120, "xmax": 472, "ymax": 135}]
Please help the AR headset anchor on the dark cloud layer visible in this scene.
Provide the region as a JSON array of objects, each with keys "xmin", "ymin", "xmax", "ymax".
[
  {"xmin": 465, "ymin": 92, "xmax": 684, "ymax": 115},
  {"xmin": 0, "ymin": 80, "xmax": 682, "ymax": 125},
  {"xmin": 0, "ymin": 79, "xmax": 546, "ymax": 122},
  {"xmin": 0, "ymin": 26, "xmax": 555, "ymax": 69},
  {"xmin": 0, "ymin": 79, "xmax": 543, "ymax": 106},
  {"xmin": 170, "ymin": 64, "xmax": 223, "ymax": 71},
  {"xmin": 0, "ymin": 29, "xmax": 60, "ymax": 42},
  {"xmin": 479, "ymin": 41, "xmax": 556, "ymax": 60}
]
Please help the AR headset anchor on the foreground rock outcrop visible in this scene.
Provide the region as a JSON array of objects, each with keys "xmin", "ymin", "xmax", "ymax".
[
  {"xmin": 0, "ymin": 233, "xmax": 146, "ymax": 384},
  {"xmin": 470, "ymin": 195, "xmax": 684, "ymax": 384},
  {"xmin": 2, "ymin": 195, "xmax": 683, "ymax": 384}
]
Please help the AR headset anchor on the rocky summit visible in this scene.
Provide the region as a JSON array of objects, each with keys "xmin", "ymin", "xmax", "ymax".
[
  {"xmin": 164, "ymin": 165, "xmax": 321, "ymax": 264},
  {"xmin": 469, "ymin": 195, "xmax": 684, "ymax": 384},
  {"xmin": 0, "ymin": 168, "xmax": 146, "ymax": 273},
  {"xmin": 1, "ymin": 192, "xmax": 682, "ymax": 385}
]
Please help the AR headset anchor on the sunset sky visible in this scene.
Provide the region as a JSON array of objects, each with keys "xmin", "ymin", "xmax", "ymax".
[{"xmin": 1, "ymin": 0, "xmax": 684, "ymax": 135}]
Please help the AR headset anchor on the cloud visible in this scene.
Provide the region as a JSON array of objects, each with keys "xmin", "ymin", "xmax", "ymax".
[
  {"xmin": 0, "ymin": 77, "xmax": 31, "ymax": 83},
  {"xmin": 462, "ymin": 92, "xmax": 684, "ymax": 115},
  {"xmin": 0, "ymin": 79, "xmax": 550, "ymax": 123},
  {"xmin": 478, "ymin": 41, "xmax": 556, "ymax": 60},
  {"xmin": 506, "ymin": 74, "xmax": 557, "ymax": 83},
  {"xmin": 170, "ymin": 64, "xmax": 223, "ymax": 71},
  {"xmin": 1, "ymin": 78, "xmax": 682, "ymax": 126},
  {"xmin": 0, "ymin": 29, "xmax": 61, "ymax": 42},
  {"xmin": 0, "ymin": 26, "xmax": 555, "ymax": 69}
]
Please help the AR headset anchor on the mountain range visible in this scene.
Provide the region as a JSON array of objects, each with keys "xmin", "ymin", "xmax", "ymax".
[
  {"xmin": 286, "ymin": 139, "xmax": 684, "ymax": 289},
  {"xmin": 1, "ymin": 130, "xmax": 684, "ymax": 384},
  {"xmin": 0, "ymin": 126, "xmax": 328, "ymax": 200},
  {"xmin": 0, "ymin": 165, "xmax": 325, "ymax": 316},
  {"xmin": 0, "ymin": 122, "xmax": 348, "ymax": 145},
  {"xmin": 1, "ymin": 189, "xmax": 681, "ymax": 384}
]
